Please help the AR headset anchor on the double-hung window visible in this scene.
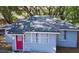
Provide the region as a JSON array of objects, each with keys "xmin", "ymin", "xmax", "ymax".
[{"xmin": 57, "ymin": 31, "xmax": 66, "ymax": 40}]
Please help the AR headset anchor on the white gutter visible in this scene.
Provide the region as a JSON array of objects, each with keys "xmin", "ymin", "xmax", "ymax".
[
  {"xmin": 24, "ymin": 32, "xmax": 60, "ymax": 34},
  {"xmin": 8, "ymin": 32, "xmax": 60, "ymax": 35},
  {"xmin": 59, "ymin": 29, "xmax": 79, "ymax": 31}
]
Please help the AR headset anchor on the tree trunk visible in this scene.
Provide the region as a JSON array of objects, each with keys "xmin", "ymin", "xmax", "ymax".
[{"xmin": 2, "ymin": 13, "xmax": 12, "ymax": 24}]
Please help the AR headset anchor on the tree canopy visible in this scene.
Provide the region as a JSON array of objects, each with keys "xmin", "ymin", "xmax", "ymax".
[{"xmin": 0, "ymin": 6, "xmax": 79, "ymax": 25}]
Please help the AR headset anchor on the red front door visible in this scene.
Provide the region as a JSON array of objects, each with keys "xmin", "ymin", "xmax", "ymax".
[{"xmin": 16, "ymin": 35, "xmax": 23, "ymax": 50}]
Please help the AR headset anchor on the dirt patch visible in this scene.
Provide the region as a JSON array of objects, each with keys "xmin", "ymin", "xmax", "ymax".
[{"xmin": 57, "ymin": 47, "xmax": 79, "ymax": 53}]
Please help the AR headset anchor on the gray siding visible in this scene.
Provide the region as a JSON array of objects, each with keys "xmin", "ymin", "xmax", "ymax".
[
  {"xmin": 23, "ymin": 33, "xmax": 56, "ymax": 53},
  {"xmin": 57, "ymin": 31, "xmax": 77, "ymax": 47}
]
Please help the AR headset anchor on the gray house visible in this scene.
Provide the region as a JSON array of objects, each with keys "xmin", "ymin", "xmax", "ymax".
[
  {"xmin": 5, "ymin": 15, "xmax": 79, "ymax": 53},
  {"xmin": 55, "ymin": 20, "xmax": 79, "ymax": 48},
  {"xmin": 5, "ymin": 16, "xmax": 59, "ymax": 53}
]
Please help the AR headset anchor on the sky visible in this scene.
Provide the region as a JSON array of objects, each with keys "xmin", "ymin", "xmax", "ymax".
[{"xmin": 0, "ymin": 0, "xmax": 78, "ymax": 6}]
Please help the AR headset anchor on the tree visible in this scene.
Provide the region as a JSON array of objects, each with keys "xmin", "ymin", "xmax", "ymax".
[
  {"xmin": 0, "ymin": 6, "xmax": 79, "ymax": 25},
  {"xmin": 0, "ymin": 6, "xmax": 24, "ymax": 24}
]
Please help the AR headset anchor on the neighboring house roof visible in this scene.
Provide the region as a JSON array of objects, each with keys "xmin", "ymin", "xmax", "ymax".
[
  {"xmin": 0, "ymin": 24, "xmax": 12, "ymax": 34},
  {"xmin": 8, "ymin": 15, "xmax": 79, "ymax": 34},
  {"xmin": 53, "ymin": 20, "xmax": 79, "ymax": 31},
  {"xmin": 0, "ymin": 24, "xmax": 12, "ymax": 30}
]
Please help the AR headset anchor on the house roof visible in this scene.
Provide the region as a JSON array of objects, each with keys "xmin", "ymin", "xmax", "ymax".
[
  {"xmin": 28, "ymin": 16, "xmax": 77, "ymax": 30},
  {"xmin": 8, "ymin": 16, "xmax": 59, "ymax": 34},
  {"xmin": 8, "ymin": 15, "xmax": 78, "ymax": 34}
]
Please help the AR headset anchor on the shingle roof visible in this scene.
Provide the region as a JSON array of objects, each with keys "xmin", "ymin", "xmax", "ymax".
[{"xmin": 8, "ymin": 16, "xmax": 77, "ymax": 34}]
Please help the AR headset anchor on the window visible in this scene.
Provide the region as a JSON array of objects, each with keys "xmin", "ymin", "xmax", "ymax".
[
  {"xmin": 30, "ymin": 33, "xmax": 39, "ymax": 43},
  {"xmin": 36, "ymin": 33, "xmax": 38, "ymax": 43},
  {"xmin": 35, "ymin": 33, "xmax": 43, "ymax": 43},
  {"xmin": 56, "ymin": 34, "xmax": 60, "ymax": 40},
  {"xmin": 30, "ymin": 33, "xmax": 50, "ymax": 43},
  {"xmin": 37, "ymin": 33, "xmax": 42, "ymax": 43},
  {"xmin": 64, "ymin": 31, "xmax": 66, "ymax": 40},
  {"xmin": 47, "ymin": 33, "xmax": 49, "ymax": 43},
  {"xmin": 57, "ymin": 31, "xmax": 67, "ymax": 40},
  {"xmin": 39, "ymin": 33, "xmax": 49, "ymax": 44},
  {"xmin": 25, "ymin": 33, "xmax": 31, "ymax": 43}
]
